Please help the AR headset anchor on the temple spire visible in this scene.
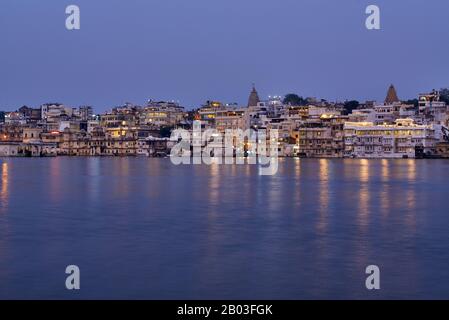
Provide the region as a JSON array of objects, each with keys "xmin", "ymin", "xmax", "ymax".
[
  {"xmin": 385, "ymin": 84, "xmax": 400, "ymax": 104},
  {"xmin": 247, "ymin": 84, "xmax": 260, "ymax": 107}
]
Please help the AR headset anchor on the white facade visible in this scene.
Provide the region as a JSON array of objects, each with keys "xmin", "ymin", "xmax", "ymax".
[
  {"xmin": 0, "ymin": 143, "xmax": 19, "ymax": 156},
  {"xmin": 344, "ymin": 119, "xmax": 436, "ymax": 158}
]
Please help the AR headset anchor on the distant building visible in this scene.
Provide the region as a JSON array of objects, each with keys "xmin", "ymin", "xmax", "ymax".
[
  {"xmin": 215, "ymin": 108, "xmax": 247, "ymax": 133},
  {"xmin": 18, "ymin": 106, "xmax": 41, "ymax": 122},
  {"xmin": 418, "ymin": 90, "xmax": 448, "ymax": 124},
  {"xmin": 41, "ymin": 103, "xmax": 73, "ymax": 121},
  {"xmin": 293, "ymin": 117, "xmax": 345, "ymax": 158},
  {"xmin": 141, "ymin": 100, "xmax": 185, "ymax": 127},
  {"xmin": 79, "ymin": 106, "xmax": 94, "ymax": 121}
]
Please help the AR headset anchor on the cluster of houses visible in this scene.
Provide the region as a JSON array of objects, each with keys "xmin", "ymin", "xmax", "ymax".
[
  {"xmin": 1, "ymin": 85, "xmax": 449, "ymax": 158},
  {"xmin": 0, "ymin": 101, "xmax": 182, "ymax": 157}
]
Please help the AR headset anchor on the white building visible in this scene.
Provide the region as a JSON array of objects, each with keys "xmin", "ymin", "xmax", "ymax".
[
  {"xmin": 41, "ymin": 103, "xmax": 73, "ymax": 121},
  {"xmin": 344, "ymin": 119, "xmax": 437, "ymax": 158},
  {"xmin": 419, "ymin": 90, "xmax": 448, "ymax": 124}
]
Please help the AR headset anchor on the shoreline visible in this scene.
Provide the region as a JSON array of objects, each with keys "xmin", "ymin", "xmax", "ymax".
[{"xmin": 1, "ymin": 155, "xmax": 447, "ymax": 160}]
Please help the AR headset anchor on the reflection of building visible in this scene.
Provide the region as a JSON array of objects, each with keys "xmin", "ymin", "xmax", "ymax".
[{"xmin": 344, "ymin": 119, "xmax": 436, "ymax": 158}]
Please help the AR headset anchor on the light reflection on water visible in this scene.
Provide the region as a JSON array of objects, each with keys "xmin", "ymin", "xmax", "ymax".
[
  {"xmin": 317, "ymin": 159, "xmax": 329, "ymax": 234},
  {"xmin": 0, "ymin": 158, "xmax": 449, "ymax": 299},
  {"xmin": 0, "ymin": 162, "xmax": 9, "ymax": 214}
]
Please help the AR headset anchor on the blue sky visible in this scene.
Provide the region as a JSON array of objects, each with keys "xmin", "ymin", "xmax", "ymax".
[{"xmin": 1, "ymin": 0, "xmax": 448, "ymax": 111}]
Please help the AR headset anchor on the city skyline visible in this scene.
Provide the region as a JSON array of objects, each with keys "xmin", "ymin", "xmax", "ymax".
[
  {"xmin": 1, "ymin": 0, "xmax": 448, "ymax": 111},
  {"xmin": 0, "ymin": 83, "xmax": 446, "ymax": 112}
]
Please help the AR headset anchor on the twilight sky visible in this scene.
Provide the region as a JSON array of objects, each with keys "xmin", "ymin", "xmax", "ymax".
[{"xmin": 1, "ymin": 0, "xmax": 448, "ymax": 111}]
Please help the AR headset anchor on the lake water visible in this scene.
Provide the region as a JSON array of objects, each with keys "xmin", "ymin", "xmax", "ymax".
[{"xmin": 1, "ymin": 157, "xmax": 449, "ymax": 299}]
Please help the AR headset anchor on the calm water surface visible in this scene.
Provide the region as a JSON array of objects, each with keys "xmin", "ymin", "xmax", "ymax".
[{"xmin": 1, "ymin": 157, "xmax": 449, "ymax": 299}]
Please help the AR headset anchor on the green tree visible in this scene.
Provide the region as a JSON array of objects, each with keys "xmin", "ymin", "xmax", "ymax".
[
  {"xmin": 343, "ymin": 100, "xmax": 360, "ymax": 115},
  {"xmin": 404, "ymin": 99, "xmax": 419, "ymax": 108},
  {"xmin": 283, "ymin": 94, "xmax": 306, "ymax": 106},
  {"xmin": 159, "ymin": 126, "xmax": 174, "ymax": 138},
  {"xmin": 440, "ymin": 88, "xmax": 449, "ymax": 104}
]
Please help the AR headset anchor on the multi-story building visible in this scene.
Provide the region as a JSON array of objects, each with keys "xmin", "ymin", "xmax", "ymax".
[
  {"xmin": 196, "ymin": 101, "xmax": 224, "ymax": 126},
  {"xmin": 18, "ymin": 106, "xmax": 42, "ymax": 122},
  {"xmin": 4, "ymin": 111, "xmax": 26, "ymax": 125},
  {"xmin": 78, "ymin": 106, "xmax": 94, "ymax": 121},
  {"xmin": 41, "ymin": 103, "xmax": 73, "ymax": 121},
  {"xmin": 141, "ymin": 100, "xmax": 185, "ymax": 127},
  {"xmin": 22, "ymin": 127, "xmax": 43, "ymax": 143},
  {"xmin": 137, "ymin": 137, "xmax": 171, "ymax": 157},
  {"xmin": 0, "ymin": 124, "xmax": 23, "ymax": 142},
  {"xmin": 344, "ymin": 119, "xmax": 437, "ymax": 158},
  {"xmin": 100, "ymin": 109, "xmax": 140, "ymax": 128},
  {"xmin": 215, "ymin": 109, "xmax": 247, "ymax": 134},
  {"xmin": 293, "ymin": 117, "xmax": 345, "ymax": 158},
  {"xmin": 418, "ymin": 90, "xmax": 448, "ymax": 124}
]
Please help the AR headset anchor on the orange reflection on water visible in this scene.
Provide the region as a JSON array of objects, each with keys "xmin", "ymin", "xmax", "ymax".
[
  {"xmin": 381, "ymin": 159, "xmax": 390, "ymax": 182},
  {"xmin": 49, "ymin": 158, "xmax": 62, "ymax": 201},
  {"xmin": 380, "ymin": 160, "xmax": 390, "ymax": 218},
  {"xmin": 114, "ymin": 158, "xmax": 130, "ymax": 197},
  {"xmin": 406, "ymin": 159, "xmax": 417, "ymax": 182},
  {"xmin": 359, "ymin": 159, "xmax": 369, "ymax": 183},
  {"xmin": 87, "ymin": 158, "xmax": 101, "ymax": 201},
  {"xmin": 358, "ymin": 159, "xmax": 370, "ymax": 229},
  {"xmin": 294, "ymin": 158, "xmax": 301, "ymax": 176},
  {"xmin": 317, "ymin": 159, "xmax": 329, "ymax": 233},
  {"xmin": 293, "ymin": 159, "xmax": 301, "ymax": 208},
  {"xmin": 0, "ymin": 162, "xmax": 9, "ymax": 213},
  {"xmin": 147, "ymin": 159, "xmax": 161, "ymax": 199},
  {"xmin": 405, "ymin": 160, "xmax": 417, "ymax": 229},
  {"xmin": 208, "ymin": 163, "xmax": 220, "ymax": 209}
]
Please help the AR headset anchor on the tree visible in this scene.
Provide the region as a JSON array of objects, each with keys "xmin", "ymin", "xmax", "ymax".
[
  {"xmin": 283, "ymin": 94, "xmax": 307, "ymax": 106},
  {"xmin": 404, "ymin": 99, "xmax": 419, "ymax": 108},
  {"xmin": 159, "ymin": 126, "xmax": 174, "ymax": 138},
  {"xmin": 343, "ymin": 100, "xmax": 360, "ymax": 115},
  {"xmin": 440, "ymin": 88, "xmax": 449, "ymax": 104}
]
